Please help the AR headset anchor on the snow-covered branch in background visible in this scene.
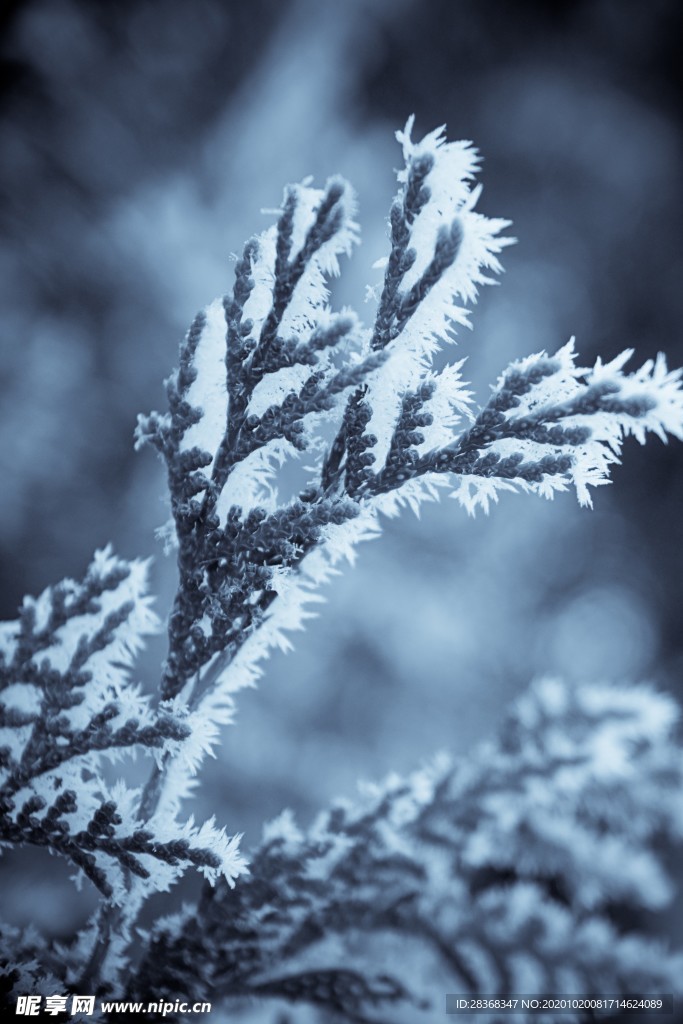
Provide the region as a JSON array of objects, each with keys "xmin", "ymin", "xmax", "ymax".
[
  {"xmin": 133, "ymin": 679, "xmax": 683, "ymax": 1022},
  {"xmin": 2, "ymin": 120, "xmax": 683, "ymax": 1018}
]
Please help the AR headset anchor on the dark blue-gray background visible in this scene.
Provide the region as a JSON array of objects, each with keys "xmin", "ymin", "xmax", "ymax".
[{"xmin": 1, "ymin": 0, "xmax": 682, "ymax": 972}]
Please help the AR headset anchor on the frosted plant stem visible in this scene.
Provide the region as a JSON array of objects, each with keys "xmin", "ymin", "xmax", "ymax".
[
  {"xmin": 83, "ymin": 645, "xmax": 238, "ymax": 989},
  {"xmin": 24, "ymin": 119, "xmax": 681, "ymax": 1014}
]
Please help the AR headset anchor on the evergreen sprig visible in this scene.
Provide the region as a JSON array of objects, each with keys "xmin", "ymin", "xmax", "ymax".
[
  {"xmin": 2, "ymin": 119, "xmax": 683, "ymax": 1018},
  {"xmin": 0, "ymin": 547, "xmax": 241, "ymax": 909},
  {"xmin": 136, "ymin": 120, "xmax": 683, "ymax": 738}
]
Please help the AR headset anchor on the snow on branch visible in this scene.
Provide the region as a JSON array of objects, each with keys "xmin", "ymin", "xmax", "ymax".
[
  {"xmin": 0, "ymin": 548, "xmax": 245, "ymax": 906},
  {"xmin": 136, "ymin": 118, "xmax": 683, "ymax": 758},
  {"xmin": 4, "ymin": 119, "xmax": 682, "ymax": 1014},
  {"xmin": 416, "ymin": 341, "xmax": 683, "ymax": 514}
]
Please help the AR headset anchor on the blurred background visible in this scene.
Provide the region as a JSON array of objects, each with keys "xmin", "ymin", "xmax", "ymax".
[{"xmin": 1, "ymin": 0, "xmax": 682, "ymax": 961}]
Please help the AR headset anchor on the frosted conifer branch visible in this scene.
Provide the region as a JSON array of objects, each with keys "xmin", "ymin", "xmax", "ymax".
[
  {"xmin": 0, "ymin": 548, "xmax": 243, "ymax": 904},
  {"xmin": 132, "ymin": 679, "xmax": 683, "ymax": 1022},
  {"xmin": 4, "ymin": 120, "xmax": 683, "ymax": 1014},
  {"xmin": 429, "ymin": 342, "xmax": 683, "ymax": 513},
  {"xmin": 136, "ymin": 119, "xmax": 683, "ymax": 756},
  {"xmin": 135, "ymin": 120, "xmax": 515, "ymax": 750},
  {"xmin": 137, "ymin": 176, "xmax": 370, "ymax": 701}
]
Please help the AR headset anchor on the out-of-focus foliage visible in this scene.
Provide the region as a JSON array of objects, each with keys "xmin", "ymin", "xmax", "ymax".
[{"xmin": 135, "ymin": 678, "xmax": 683, "ymax": 1023}]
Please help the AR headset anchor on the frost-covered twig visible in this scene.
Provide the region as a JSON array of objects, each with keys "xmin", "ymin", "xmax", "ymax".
[
  {"xmin": 0, "ymin": 549, "xmax": 247, "ymax": 998},
  {"xmin": 0, "ymin": 548, "xmax": 243, "ymax": 900},
  {"xmin": 130, "ymin": 119, "xmax": 683, "ymax": 993},
  {"xmin": 3, "ymin": 119, "xmax": 683, "ymax": 1011},
  {"xmin": 135, "ymin": 117, "xmax": 683, "ymax": 822}
]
